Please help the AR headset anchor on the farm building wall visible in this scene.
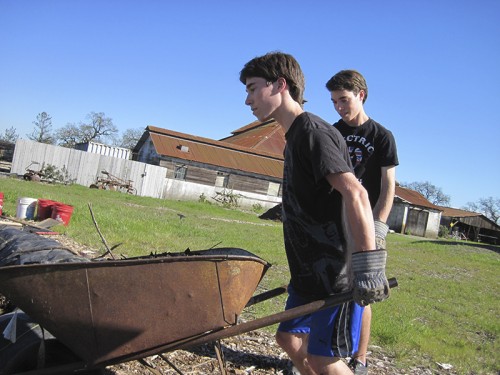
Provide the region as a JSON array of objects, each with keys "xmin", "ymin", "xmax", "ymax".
[
  {"xmin": 159, "ymin": 158, "xmax": 281, "ymax": 197},
  {"xmin": 425, "ymin": 211, "xmax": 442, "ymax": 238},
  {"xmin": 387, "ymin": 202, "xmax": 408, "ymax": 234},
  {"xmin": 387, "ymin": 200, "xmax": 441, "ymax": 239},
  {"xmin": 136, "ymin": 138, "xmax": 160, "ymax": 165}
]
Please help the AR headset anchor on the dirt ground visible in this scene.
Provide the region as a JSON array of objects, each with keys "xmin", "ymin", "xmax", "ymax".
[{"xmin": 104, "ymin": 330, "xmax": 455, "ymax": 375}]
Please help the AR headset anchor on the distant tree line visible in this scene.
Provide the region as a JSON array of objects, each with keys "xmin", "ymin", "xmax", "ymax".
[
  {"xmin": 0, "ymin": 111, "xmax": 143, "ymax": 149},
  {"xmin": 401, "ymin": 181, "xmax": 499, "ymax": 224}
]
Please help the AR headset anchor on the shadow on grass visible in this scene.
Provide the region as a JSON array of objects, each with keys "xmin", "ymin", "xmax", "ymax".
[{"xmin": 412, "ymin": 240, "xmax": 500, "ymax": 254}]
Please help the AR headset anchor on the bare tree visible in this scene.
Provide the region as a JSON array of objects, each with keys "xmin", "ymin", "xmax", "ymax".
[
  {"xmin": 80, "ymin": 112, "xmax": 118, "ymax": 143},
  {"xmin": 402, "ymin": 181, "xmax": 451, "ymax": 206},
  {"xmin": 0, "ymin": 127, "xmax": 19, "ymax": 142},
  {"xmin": 115, "ymin": 128, "xmax": 144, "ymax": 149},
  {"xmin": 55, "ymin": 123, "xmax": 82, "ymax": 148},
  {"xmin": 54, "ymin": 112, "xmax": 118, "ymax": 148},
  {"xmin": 28, "ymin": 112, "xmax": 54, "ymax": 144},
  {"xmin": 463, "ymin": 197, "xmax": 499, "ymax": 224}
]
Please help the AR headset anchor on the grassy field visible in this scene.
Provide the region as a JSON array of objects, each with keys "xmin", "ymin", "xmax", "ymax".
[{"xmin": 0, "ymin": 177, "xmax": 499, "ymax": 374}]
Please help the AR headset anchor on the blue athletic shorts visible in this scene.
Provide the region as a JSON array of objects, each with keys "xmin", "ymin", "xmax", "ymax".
[{"xmin": 277, "ymin": 285, "xmax": 364, "ymax": 357}]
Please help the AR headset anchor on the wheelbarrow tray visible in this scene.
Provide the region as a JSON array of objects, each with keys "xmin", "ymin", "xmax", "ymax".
[{"xmin": 0, "ymin": 248, "xmax": 270, "ymax": 366}]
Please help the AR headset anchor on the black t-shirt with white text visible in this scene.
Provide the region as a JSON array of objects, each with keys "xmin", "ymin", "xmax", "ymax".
[{"xmin": 334, "ymin": 118, "xmax": 399, "ymax": 207}]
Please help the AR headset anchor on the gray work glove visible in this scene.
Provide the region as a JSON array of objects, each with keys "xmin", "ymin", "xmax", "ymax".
[
  {"xmin": 352, "ymin": 250, "xmax": 390, "ymax": 306},
  {"xmin": 374, "ymin": 220, "xmax": 389, "ymax": 249}
]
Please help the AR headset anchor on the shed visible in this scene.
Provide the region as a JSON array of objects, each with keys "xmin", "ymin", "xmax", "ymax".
[{"xmin": 387, "ymin": 186, "xmax": 443, "ymax": 239}]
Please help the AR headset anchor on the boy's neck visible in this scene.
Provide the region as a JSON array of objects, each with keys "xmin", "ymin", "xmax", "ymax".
[
  {"xmin": 345, "ymin": 111, "xmax": 369, "ymax": 127},
  {"xmin": 274, "ymin": 101, "xmax": 304, "ymax": 133}
]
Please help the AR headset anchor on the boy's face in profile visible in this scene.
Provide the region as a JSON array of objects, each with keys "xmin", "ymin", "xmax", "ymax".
[
  {"xmin": 244, "ymin": 77, "xmax": 280, "ymax": 122},
  {"xmin": 330, "ymin": 89, "xmax": 365, "ymax": 125}
]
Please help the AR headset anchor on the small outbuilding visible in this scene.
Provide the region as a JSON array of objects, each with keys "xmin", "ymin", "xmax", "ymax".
[{"xmin": 387, "ymin": 186, "xmax": 443, "ymax": 239}]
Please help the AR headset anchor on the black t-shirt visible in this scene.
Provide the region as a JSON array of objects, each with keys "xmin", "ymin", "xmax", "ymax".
[
  {"xmin": 334, "ymin": 118, "xmax": 399, "ymax": 207},
  {"xmin": 282, "ymin": 112, "xmax": 353, "ymax": 299}
]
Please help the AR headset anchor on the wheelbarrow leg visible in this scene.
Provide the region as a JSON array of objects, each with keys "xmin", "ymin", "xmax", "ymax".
[
  {"xmin": 214, "ymin": 340, "xmax": 228, "ymax": 375},
  {"xmin": 159, "ymin": 353, "xmax": 184, "ymax": 375}
]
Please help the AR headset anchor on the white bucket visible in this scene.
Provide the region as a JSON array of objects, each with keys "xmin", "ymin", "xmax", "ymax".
[{"xmin": 16, "ymin": 197, "xmax": 38, "ymax": 220}]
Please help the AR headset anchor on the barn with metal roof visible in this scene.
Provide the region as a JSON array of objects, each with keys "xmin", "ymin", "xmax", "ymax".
[
  {"xmin": 133, "ymin": 124, "xmax": 284, "ymax": 199},
  {"xmin": 438, "ymin": 206, "xmax": 500, "ymax": 244}
]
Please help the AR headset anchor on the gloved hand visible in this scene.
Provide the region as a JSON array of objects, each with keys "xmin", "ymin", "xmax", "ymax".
[
  {"xmin": 352, "ymin": 250, "xmax": 390, "ymax": 306},
  {"xmin": 374, "ymin": 220, "xmax": 389, "ymax": 249}
]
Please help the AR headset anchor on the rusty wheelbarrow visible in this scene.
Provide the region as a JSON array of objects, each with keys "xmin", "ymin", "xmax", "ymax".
[{"xmin": 0, "ymin": 228, "xmax": 397, "ymax": 374}]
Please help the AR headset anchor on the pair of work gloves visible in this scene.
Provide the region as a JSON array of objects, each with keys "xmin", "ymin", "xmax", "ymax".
[{"xmin": 352, "ymin": 220, "xmax": 390, "ymax": 306}]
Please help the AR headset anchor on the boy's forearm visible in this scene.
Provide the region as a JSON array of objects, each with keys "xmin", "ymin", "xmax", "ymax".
[
  {"xmin": 327, "ymin": 172, "xmax": 376, "ymax": 252},
  {"xmin": 344, "ymin": 193, "xmax": 376, "ymax": 252},
  {"xmin": 373, "ymin": 166, "xmax": 396, "ymax": 222}
]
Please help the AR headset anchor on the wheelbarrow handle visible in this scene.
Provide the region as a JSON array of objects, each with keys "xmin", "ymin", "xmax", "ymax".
[
  {"xmin": 176, "ymin": 277, "xmax": 398, "ymax": 350},
  {"xmin": 245, "ymin": 284, "xmax": 288, "ymax": 307}
]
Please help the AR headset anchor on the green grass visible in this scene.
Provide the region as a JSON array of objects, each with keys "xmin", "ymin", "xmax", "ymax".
[{"xmin": 1, "ymin": 177, "xmax": 499, "ymax": 374}]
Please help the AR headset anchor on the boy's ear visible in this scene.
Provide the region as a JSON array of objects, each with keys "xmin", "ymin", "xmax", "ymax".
[{"xmin": 276, "ymin": 77, "xmax": 287, "ymax": 91}]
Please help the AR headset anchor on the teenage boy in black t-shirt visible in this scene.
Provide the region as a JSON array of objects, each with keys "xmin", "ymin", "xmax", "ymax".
[
  {"xmin": 326, "ymin": 70, "xmax": 399, "ymax": 374},
  {"xmin": 240, "ymin": 53, "xmax": 390, "ymax": 375}
]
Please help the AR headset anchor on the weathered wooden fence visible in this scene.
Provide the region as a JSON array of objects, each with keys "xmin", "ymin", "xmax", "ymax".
[
  {"xmin": 10, "ymin": 140, "xmax": 282, "ymax": 209},
  {"xmin": 11, "ymin": 139, "xmax": 167, "ymax": 199}
]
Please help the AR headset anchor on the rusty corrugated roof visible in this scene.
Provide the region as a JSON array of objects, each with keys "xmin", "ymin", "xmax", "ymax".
[
  {"xmin": 230, "ymin": 119, "xmax": 268, "ymax": 134},
  {"xmin": 147, "ymin": 126, "xmax": 284, "ymax": 179},
  {"xmin": 220, "ymin": 119, "xmax": 285, "ymax": 155},
  {"xmin": 395, "ymin": 186, "xmax": 443, "ymax": 211},
  {"xmin": 438, "ymin": 206, "xmax": 481, "ymax": 218}
]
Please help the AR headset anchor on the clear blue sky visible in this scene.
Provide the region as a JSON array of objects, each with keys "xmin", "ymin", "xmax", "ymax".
[{"xmin": 1, "ymin": 0, "xmax": 499, "ymax": 209}]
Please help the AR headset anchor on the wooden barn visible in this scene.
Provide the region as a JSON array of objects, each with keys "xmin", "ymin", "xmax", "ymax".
[
  {"xmin": 133, "ymin": 121, "xmax": 284, "ymax": 198},
  {"xmin": 439, "ymin": 206, "xmax": 500, "ymax": 244}
]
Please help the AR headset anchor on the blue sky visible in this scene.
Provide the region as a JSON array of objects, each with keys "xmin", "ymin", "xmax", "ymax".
[{"xmin": 1, "ymin": 0, "xmax": 499, "ymax": 208}]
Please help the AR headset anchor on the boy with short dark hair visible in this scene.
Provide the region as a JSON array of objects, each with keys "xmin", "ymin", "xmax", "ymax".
[
  {"xmin": 240, "ymin": 52, "xmax": 390, "ymax": 375},
  {"xmin": 326, "ymin": 70, "xmax": 399, "ymax": 374}
]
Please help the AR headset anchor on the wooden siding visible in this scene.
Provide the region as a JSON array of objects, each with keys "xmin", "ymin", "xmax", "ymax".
[
  {"xmin": 226, "ymin": 174, "xmax": 270, "ymax": 195},
  {"xmin": 387, "ymin": 202, "xmax": 407, "ymax": 234},
  {"xmin": 11, "ymin": 139, "xmax": 168, "ymax": 198},
  {"xmin": 160, "ymin": 159, "xmax": 217, "ymax": 185},
  {"xmin": 406, "ymin": 208, "xmax": 428, "ymax": 237},
  {"xmin": 159, "ymin": 157, "xmax": 280, "ymax": 196}
]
